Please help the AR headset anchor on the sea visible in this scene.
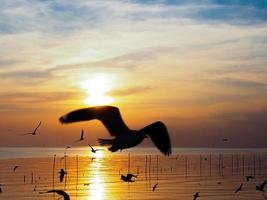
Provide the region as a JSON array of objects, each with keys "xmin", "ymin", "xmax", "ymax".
[{"xmin": 0, "ymin": 147, "xmax": 266, "ymax": 200}]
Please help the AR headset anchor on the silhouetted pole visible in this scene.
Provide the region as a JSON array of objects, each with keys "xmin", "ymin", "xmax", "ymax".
[
  {"xmin": 24, "ymin": 175, "xmax": 26, "ymax": 184},
  {"xmin": 231, "ymin": 153, "xmax": 234, "ymax": 177},
  {"xmin": 128, "ymin": 153, "xmax": 130, "ymax": 174},
  {"xmin": 242, "ymin": 154, "xmax": 245, "ymax": 176},
  {"xmin": 31, "ymin": 172, "xmax": 34, "ymax": 184},
  {"xmin": 221, "ymin": 154, "xmax": 224, "ymax": 176},
  {"xmin": 52, "ymin": 154, "xmax": 56, "ymax": 190},
  {"xmin": 199, "ymin": 154, "xmax": 202, "ymax": 178},
  {"xmin": 209, "ymin": 153, "xmax": 212, "ymax": 177},
  {"xmin": 149, "ymin": 155, "xmax": 151, "ymax": 181},
  {"xmin": 185, "ymin": 154, "xmax": 188, "ymax": 178},
  {"xmin": 145, "ymin": 155, "xmax": 147, "ymax": 180},
  {"xmin": 64, "ymin": 152, "xmax": 67, "ymax": 189},
  {"xmin": 156, "ymin": 155, "xmax": 159, "ymax": 181},
  {"xmin": 76, "ymin": 155, "xmax": 78, "ymax": 190},
  {"xmin": 253, "ymin": 153, "xmax": 256, "ymax": 176},
  {"xmin": 236, "ymin": 153, "xmax": 239, "ymax": 175}
]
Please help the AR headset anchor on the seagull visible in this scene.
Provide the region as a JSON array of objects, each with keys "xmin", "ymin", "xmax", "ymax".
[
  {"xmin": 152, "ymin": 183, "xmax": 158, "ymax": 192},
  {"xmin": 59, "ymin": 106, "xmax": 172, "ymax": 156},
  {"xmin": 88, "ymin": 144, "xmax": 102, "ymax": 153},
  {"xmin": 235, "ymin": 183, "xmax": 243, "ymax": 193},
  {"xmin": 13, "ymin": 166, "xmax": 19, "ymax": 172},
  {"xmin": 40, "ymin": 190, "xmax": 70, "ymax": 200},
  {"xmin": 246, "ymin": 175, "xmax": 255, "ymax": 181},
  {"xmin": 121, "ymin": 173, "xmax": 137, "ymax": 182},
  {"xmin": 22, "ymin": 121, "xmax": 42, "ymax": 136},
  {"xmin": 256, "ymin": 180, "xmax": 267, "ymax": 192},
  {"xmin": 75, "ymin": 129, "xmax": 84, "ymax": 142},
  {"xmin": 193, "ymin": 192, "xmax": 200, "ymax": 200},
  {"xmin": 58, "ymin": 169, "xmax": 67, "ymax": 183},
  {"xmin": 65, "ymin": 146, "xmax": 71, "ymax": 149}
]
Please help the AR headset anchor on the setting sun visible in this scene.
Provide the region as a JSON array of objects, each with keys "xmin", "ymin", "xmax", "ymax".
[{"xmin": 80, "ymin": 74, "xmax": 114, "ymax": 106}]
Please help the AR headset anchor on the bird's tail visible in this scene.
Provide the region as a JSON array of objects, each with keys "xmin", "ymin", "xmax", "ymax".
[{"xmin": 98, "ymin": 138, "xmax": 113, "ymax": 146}]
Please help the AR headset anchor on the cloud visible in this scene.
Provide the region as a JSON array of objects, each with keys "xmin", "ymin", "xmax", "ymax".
[{"xmin": 108, "ymin": 86, "xmax": 152, "ymax": 97}]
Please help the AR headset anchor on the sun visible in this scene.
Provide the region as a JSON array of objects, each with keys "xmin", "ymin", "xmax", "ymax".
[{"xmin": 80, "ymin": 74, "xmax": 114, "ymax": 106}]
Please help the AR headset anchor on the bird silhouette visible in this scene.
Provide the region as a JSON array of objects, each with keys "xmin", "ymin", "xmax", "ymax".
[
  {"xmin": 40, "ymin": 190, "xmax": 70, "ymax": 200},
  {"xmin": 222, "ymin": 138, "xmax": 228, "ymax": 142},
  {"xmin": 13, "ymin": 166, "xmax": 19, "ymax": 172},
  {"xmin": 152, "ymin": 183, "xmax": 158, "ymax": 192},
  {"xmin": 84, "ymin": 183, "xmax": 90, "ymax": 186},
  {"xmin": 59, "ymin": 106, "xmax": 172, "ymax": 156},
  {"xmin": 22, "ymin": 121, "xmax": 42, "ymax": 136},
  {"xmin": 58, "ymin": 169, "xmax": 67, "ymax": 182},
  {"xmin": 75, "ymin": 129, "xmax": 84, "ymax": 142},
  {"xmin": 121, "ymin": 173, "xmax": 137, "ymax": 182},
  {"xmin": 246, "ymin": 175, "xmax": 255, "ymax": 181},
  {"xmin": 193, "ymin": 192, "xmax": 200, "ymax": 200},
  {"xmin": 88, "ymin": 144, "xmax": 102, "ymax": 153},
  {"xmin": 235, "ymin": 183, "xmax": 243, "ymax": 193},
  {"xmin": 65, "ymin": 146, "xmax": 71, "ymax": 149},
  {"xmin": 256, "ymin": 180, "xmax": 267, "ymax": 192}
]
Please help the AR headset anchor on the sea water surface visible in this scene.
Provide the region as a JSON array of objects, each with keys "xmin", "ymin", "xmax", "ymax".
[{"xmin": 0, "ymin": 147, "xmax": 266, "ymax": 200}]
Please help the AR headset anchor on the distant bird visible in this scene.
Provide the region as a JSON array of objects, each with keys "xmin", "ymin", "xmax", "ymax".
[
  {"xmin": 40, "ymin": 190, "xmax": 70, "ymax": 200},
  {"xmin": 217, "ymin": 182, "xmax": 222, "ymax": 185},
  {"xmin": 152, "ymin": 183, "xmax": 158, "ymax": 192},
  {"xmin": 22, "ymin": 121, "xmax": 42, "ymax": 136},
  {"xmin": 65, "ymin": 146, "xmax": 71, "ymax": 149},
  {"xmin": 256, "ymin": 180, "xmax": 267, "ymax": 192},
  {"xmin": 193, "ymin": 192, "xmax": 200, "ymax": 200},
  {"xmin": 59, "ymin": 106, "xmax": 172, "ymax": 156},
  {"xmin": 91, "ymin": 157, "xmax": 96, "ymax": 161},
  {"xmin": 121, "ymin": 173, "xmax": 137, "ymax": 182},
  {"xmin": 88, "ymin": 144, "xmax": 102, "ymax": 153},
  {"xmin": 13, "ymin": 166, "xmax": 19, "ymax": 172},
  {"xmin": 84, "ymin": 183, "xmax": 90, "ymax": 186},
  {"xmin": 75, "ymin": 129, "xmax": 84, "ymax": 142},
  {"xmin": 246, "ymin": 175, "xmax": 255, "ymax": 181},
  {"xmin": 222, "ymin": 138, "xmax": 228, "ymax": 142},
  {"xmin": 235, "ymin": 183, "xmax": 243, "ymax": 193},
  {"xmin": 58, "ymin": 169, "xmax": 67, "ymax": 182}
]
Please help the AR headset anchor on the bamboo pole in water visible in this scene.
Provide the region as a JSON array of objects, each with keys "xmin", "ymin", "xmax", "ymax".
[
  {"xmin": 31, "ymin": 172, "xmax": 33, "ymax": 184},
  {"xmin": 52, "ymin": 154, "xmax": 56, "ymax": 190}
]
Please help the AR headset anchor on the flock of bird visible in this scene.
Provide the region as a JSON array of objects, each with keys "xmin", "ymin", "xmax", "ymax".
[
  {"xmin": 1, "ymin": 105, "xmax": 266, "ymax": 199},
  {"xmin": 1, "ymin": 106, "xmax": 172, "ymax": 199}
]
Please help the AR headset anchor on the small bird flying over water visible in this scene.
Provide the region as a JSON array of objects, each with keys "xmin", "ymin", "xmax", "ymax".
[
  {"xmin": 59, "ymin": 106, "xmax": 172, "ymax": 156},
  {"xmin": 256, "ymin": 180, "xmax": 267, "ymax": 192},
  {"xmin": 121, "ymin": 173, "xmax": 137, "ymax": 182},
  {"xmin": 246, "ymin": 175, "xmax": 255, "ymax": 181},
  {"xmin": 13, "ymin": 166, "xmax": 19, "ymax": 172},
  {"xmin": 235, "ymin": 183, "xmax": 243, "ymax": 193},
  {"xmin": 152, "ymin": 183, "xmax": 158, "ymax": 192},
  {"xmin": 75, "ymin": 129, "xmax": 84, "ymax": 142},
  {"xmin": 40, "ymin": 190, "xmax": 70, "ymax": 200},
  {"xmin": 22, "ymin": 121, "xmax": 42, "ymax": 136},
  {"xmin": 88, "ymin": 144, "xmax": 102, "ymax": 153},
  {"xmin": 58, "ymin": 169, "xmax": 67, "ymax": 182},
  {"xmin": 193, "ymin": 192, "xmax": 200, "ymax": 200}
]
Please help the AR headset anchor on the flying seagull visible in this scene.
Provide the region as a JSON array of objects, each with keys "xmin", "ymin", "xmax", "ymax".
[
  {"xmin": 235, "ymin": 183, "xmax": 243, "ymax": 193},
  {"xmin": 59, "ymin": 106, "xmax": 172, "ymax": 156},
  {"xmin": 152, "ymin": 183, "xmax": 158, "ymax": 192},
  {"xmin": 58, "ymin": 169, "xmax": 67, "ymax": 183},
  {"xmin": 121, "ymin": 173, "xmax": 137, "ymax": 182},
  {"xmin": 256, "ymin": 180, "xmax": 267, "ymax": 192},
  {"xmin": 193, "ymin": 192, "xmax": 200, "ymax": 200},
  {"xmin": 22, "ymin": 121, "xmax": 42, "ymax": 136},
  {"xmin": 88, "ymin": 144, "xmax": 102, "ymax": 153},
  {"xmin": 40, "ymin": 190, "xmax": 70, "ymax": 200},
  {"xmin": 75, "ymin": 129, "xmax": 84, "ymax": 142},
  {"xmin": 246, "ymin": 175, "xmax": 255, "ymax": 181},
  {"xmin": 13, "ymin": 166, "xmax": 19, "ymax": 172}
]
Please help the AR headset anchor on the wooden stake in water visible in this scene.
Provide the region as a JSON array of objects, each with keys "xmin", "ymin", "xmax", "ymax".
[
  {"xmin": 31, "ymin": 172, "xmax": 34, "ymax": 184},
  {"xmin": 199, "ymin": 154, "xmax": 202, "ymax": 178},
  {"xmin": 185, "ymin": 154, "xmax": 188, "ymax": 178},
  {"xmin": 242, "ymin": 154, "xmax": 245, "ymax": 176},
  {"xmin": 236, "ymin": 153, "xmax": 239, "ymax": 175},
  {"xmin": 52, "ymin": 154, "xmax": 56, "ymax": 190},
  {"xmin": 156, "ymin": 155, "xmax": 159, "ymax": 181},
  {"xmin": 209, "ymin": 153, "xmax": 212, "ymax": 177},
  {"xmin": 76, "ymin": 155, "xmax": 79, "ymax": 189},
  {"xmin": 128, "ymin": 153, "xmax": 130, "ymax": 174},
  {"xmin": 145, "ymin": 155, "xmax": 147, "ymax": 180},
  {"xmin": 64, "ymin": 152, "xmax": 67, "ymax": 189},
  {"xmin": 231, "ymin": 153, "xmax": 234, "ymax": 177}
]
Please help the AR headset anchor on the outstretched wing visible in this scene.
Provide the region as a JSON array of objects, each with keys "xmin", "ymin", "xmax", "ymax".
[
  {"xmin": 260, "ymin": 180, "xmax": 267, "ymax": 190},
  {"xmin": 34, "ymin": 121, "xmax": 42, "ymax": 132},
  {"xmin": 59, "ymin": 106, "xmax": 129, "ymax": 136},
  {"xmin": 44, "ymin": 190, "xmax": 70, "ymax": 200},
  {"xmin": 140, "ymin": 121, "xmax": 172, "ymax": 156}
]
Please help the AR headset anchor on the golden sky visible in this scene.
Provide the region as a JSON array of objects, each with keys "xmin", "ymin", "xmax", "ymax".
[{"xmin": 1, "ymin": 0, "xmax": 267, "ymax": 147}]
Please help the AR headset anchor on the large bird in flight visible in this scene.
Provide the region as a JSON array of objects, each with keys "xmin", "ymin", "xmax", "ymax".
[
  {"xmin": 40, "ymin": 190, "xmax": 70, "ymax": 200},
  {"xmin": 59, "ymin": 106, "xmax": 171, "ymax": 156}
]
